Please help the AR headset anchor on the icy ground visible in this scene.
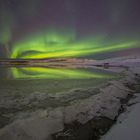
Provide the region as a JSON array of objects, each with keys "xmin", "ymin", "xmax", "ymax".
[
  {"xmin": 101, "ymin": 93, "xmax": 140, "ymax": 140},
  {"xmin": 0, "ymin": 55, "xmax": 140, "ymax": 140}
]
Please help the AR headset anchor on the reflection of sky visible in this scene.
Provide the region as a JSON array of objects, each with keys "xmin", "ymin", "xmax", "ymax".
[
  {"xmin": 11, "ymin": 67, "xmax": 114, "ymax": 79},
  {"xmin": 0, "ymin": 0, "xmax": 140, "ymax": 58}
]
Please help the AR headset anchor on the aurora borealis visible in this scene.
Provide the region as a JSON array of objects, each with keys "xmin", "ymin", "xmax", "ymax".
[
  {"xmin": 10, "ymin": 31, "xmax": 139, "ymax": 59},
  {"xmin": 0, "ymin": 0, "xmax": 140, "ymax": 79}
]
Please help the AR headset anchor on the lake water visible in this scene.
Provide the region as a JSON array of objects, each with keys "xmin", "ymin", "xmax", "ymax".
[
  {"xmin": 0, "ymin": 66, "xmax": 119, "ymax": 128},
  {"xmin": 0, "ymin": 66, "xmax": 117, "ymax": 92}
]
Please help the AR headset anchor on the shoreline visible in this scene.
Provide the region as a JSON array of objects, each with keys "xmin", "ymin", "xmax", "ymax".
[{"xmin": 53, "ymin": 73, "xmax": 140, "ymax": 140}]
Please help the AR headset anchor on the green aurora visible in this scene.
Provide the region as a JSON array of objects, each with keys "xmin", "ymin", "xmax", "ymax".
[
  {"xmin": 10, "ymin": 30, "xmax": 139, "ymax": 79},
  {"xmin": 10, "ymin": 31, "xmax": 139, "ymax": 59},
  {"xmin": 0, "ymin": 0, "xmax": 140, "ymax": 80}
]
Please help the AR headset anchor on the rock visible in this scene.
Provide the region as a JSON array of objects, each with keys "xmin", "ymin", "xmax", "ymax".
[{"xmin": 0, "ymin": 108, "xmax": 64, "ymax": 140}]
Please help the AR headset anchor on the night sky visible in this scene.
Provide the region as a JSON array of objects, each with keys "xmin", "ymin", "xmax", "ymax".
[{"xmin": 0, "ymin": 0, "xmax": 140, "ymax": 58}]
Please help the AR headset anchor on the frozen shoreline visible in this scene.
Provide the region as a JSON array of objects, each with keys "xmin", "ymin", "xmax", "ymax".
[
  {"xmin": 0, "ymin": 56, "xmax": 140, "ymax": 140},
  {"xmin": 101, "ymin": 93, "xmax": 140, "ymax": 140},
  {"xmin": 100, "ymin": 56, "xmax": 140, "ymax": 140}
]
